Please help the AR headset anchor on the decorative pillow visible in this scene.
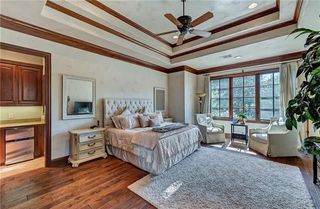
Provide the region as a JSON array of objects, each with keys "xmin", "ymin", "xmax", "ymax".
[
  {"xmin": 111, "ymin": 109, "xmax": 132, "ymax": 128},
  {"xmin": 148, "ymin": 112, "xmax": 164, "ymax": 123},
  {"xmin": 138, "ymin": 114, "xmax": 150, "ymax": 128},
  {"xmin": 119, "ymin": 114, "xmax": 140, "ymax": 129},
  {"xmin": 149, "ymin": 117, "xmax": 161, "ymax": 127},
  {"xmin": 135, "ymin": 106, "xmax": 146, "ymax": 114}
]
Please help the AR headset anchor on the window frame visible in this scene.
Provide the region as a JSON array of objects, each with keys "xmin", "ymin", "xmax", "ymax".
[{"xmin": 210, "ymin": 68, "xmax": 279, "ymax": 123}]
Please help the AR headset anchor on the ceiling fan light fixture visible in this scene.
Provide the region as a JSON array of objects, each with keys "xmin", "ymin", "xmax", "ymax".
[{"xmin": 248, "ymin": 2, "xmax": 258, "ymax": 9}]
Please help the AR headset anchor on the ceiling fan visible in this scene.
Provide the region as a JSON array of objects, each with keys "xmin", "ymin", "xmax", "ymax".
[{"xmin": 157, "ymin": 0, "xmax": 214, "ymax": 46}]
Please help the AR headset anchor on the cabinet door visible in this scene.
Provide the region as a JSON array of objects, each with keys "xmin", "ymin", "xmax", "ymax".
[
  {"xmin": 0, "ymin": 63, "xmax": 17, "ymax": 105},
  {"xmin": 18, "ymin": 66, "xmax": 42, "ymax": 105}
]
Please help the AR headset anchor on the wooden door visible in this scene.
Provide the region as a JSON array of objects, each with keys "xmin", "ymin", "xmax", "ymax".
[
  {"xmin": 18, "ymin": 66, "xmax": 42, "ymax": 105},
  {"xmin": 0, "ymin": 63, "xmax": 17, "ymax": 105}
]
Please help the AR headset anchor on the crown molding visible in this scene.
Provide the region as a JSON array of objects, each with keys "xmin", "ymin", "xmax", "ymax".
[
  {"xmin": 180, "ymin": 0, "xmax": 281, "ymax": 45},
  {"xmin": 197, "ymin": 51, "xmax": 304, "ymax": 74},
  {"xmin": 85, "ymin": 0, "xmax": 172, "ymax": 47},
  {"xmin": 0, "ymin": 15, "xmax": 167, "ymax": 73},
  {"xmin": 46, "ymin": 0, "xmax": 170, "ymax": 58}
]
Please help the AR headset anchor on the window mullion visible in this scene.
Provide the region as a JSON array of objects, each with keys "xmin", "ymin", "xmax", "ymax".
[{"xmin": 230, "ymin": 77, "xmax": 233, "ymax": 119}]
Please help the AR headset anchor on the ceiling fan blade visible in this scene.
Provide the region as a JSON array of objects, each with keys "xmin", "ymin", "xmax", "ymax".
[
  {"xmin": 156, "ymin": 30, "xmax": 179, "ymax": 36},
  {"xmin": 177, "ymin": 34, "xmax": 185, "ymax": 45},
  {"xmin": 189, "ymin": 29, "xmax": 212, "ymax": 38},
  {"xmin": 164, "ymin": 13, "xmax": 183, "ymax": 27},
  {"xmin": 190, "ymin": 11, "xmax": 214, "ymax": 27}
]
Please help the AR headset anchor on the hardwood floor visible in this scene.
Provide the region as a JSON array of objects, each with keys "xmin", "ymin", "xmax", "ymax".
[{"xmin": 1, "ymin": 140, "xmax": 319, "ymax": 209}]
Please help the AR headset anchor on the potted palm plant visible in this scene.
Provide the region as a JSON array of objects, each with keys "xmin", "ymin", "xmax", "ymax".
[{"xmin": 285, "ymin": 28, "xmax": 320, "ymax": 156}]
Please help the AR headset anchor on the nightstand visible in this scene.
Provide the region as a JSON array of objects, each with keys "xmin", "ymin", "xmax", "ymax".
[
  {"xmin": 164, "ymin": 117, "xmax": 174, "ymax": 122},
  {"xmin": 68, "ymin": 128, "xmax": 107, "ymax": 167}
]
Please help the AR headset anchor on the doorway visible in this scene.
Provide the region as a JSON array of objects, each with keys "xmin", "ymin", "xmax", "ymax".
[{"xmin": 0, "ymin": 43, "xmax": 51, "ymax": 169}]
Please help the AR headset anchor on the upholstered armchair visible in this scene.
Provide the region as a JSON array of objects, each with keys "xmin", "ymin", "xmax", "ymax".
[
  {"xmin": 196, "ymin": 114, "xmax": 226, "ymax": 144},
  {"xmin": 249, "ymin": 123, "xmax": 300, "ymax": 157}
]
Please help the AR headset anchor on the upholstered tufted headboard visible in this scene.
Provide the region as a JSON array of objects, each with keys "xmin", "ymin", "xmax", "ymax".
[{"xmin": 103, "ymin": 98, "xmax": 153, "ymax": 127}]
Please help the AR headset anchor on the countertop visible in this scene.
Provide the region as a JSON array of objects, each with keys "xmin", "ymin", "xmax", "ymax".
[{"xmin": 0, "ymin": 118, "xmax": 45, "ymax": 128}]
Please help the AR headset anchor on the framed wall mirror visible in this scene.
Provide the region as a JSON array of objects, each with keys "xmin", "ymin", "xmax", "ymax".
[
  {"xmin": 62, "ymin": 75, "xmax": 96, "ymax": 120},
  {"xmin": 154, "ymin": 87, "xmax": 166, "ymax": 112}
]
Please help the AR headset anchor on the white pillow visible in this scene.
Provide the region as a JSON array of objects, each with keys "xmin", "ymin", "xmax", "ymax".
[
  {"xmin": 148, "ymin": 112, "xmax": 164, "ymax": 123},
  {"xmin": 111, "ymin": 109, "xmax": 131, "ymax": 128},
  {"xmin": 119, "ymin": 114, "xmax": 140, "ymax": 129}
]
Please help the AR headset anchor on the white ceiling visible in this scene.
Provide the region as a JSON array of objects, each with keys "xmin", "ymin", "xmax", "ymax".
[
  {"xmin": 0, "ymin": 0, "xmax": 318, "ymax": 72},
  {"xmin": 101, "ymin": 0, "xmax": 276, "ymax": 43}
]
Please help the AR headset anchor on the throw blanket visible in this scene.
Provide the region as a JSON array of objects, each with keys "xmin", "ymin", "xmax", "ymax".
[{"xmin": 152, "ymin": 123, "xmax": 188, "ymax": 133}]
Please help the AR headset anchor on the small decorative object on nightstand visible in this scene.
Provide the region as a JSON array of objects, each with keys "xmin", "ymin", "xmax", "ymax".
[
  {"xmin": 68, "ymin": 127, "xmax": 107, "ymax": 167},
  {"xmin": 164, "ymin": 117, "xmax": 174, "ymax": 123}
]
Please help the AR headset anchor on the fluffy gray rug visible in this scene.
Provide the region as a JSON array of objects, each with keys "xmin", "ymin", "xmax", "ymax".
[{"xmin": 128, "ymin": 147, "xmax": 314, "ymax": 209}]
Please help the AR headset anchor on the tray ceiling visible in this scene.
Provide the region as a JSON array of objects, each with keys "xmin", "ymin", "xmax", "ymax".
[
  {"xmin": 100, "ymin": 0, "xmax": 276, "ymax": 43},
  {"xmin": 0, "ymin": 0, "xmax": 317, "ymax": 74}
]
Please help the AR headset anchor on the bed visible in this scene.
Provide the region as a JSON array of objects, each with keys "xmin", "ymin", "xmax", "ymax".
[{"xmin": 103, "ymin": 98, "xmax": 203, "ymax": 175}]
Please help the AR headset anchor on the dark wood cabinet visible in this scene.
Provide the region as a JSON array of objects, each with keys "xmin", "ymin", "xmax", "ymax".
[
  {"xmin": 0, "ymin": 63, "xmax": 17, "ymax": 105},
  {"xmin": 0, "ymin": 60, "xmax": 42, "ymax": 106}
]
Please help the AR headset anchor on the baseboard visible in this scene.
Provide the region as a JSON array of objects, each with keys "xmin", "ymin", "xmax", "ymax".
[{"xmin": 50, "ymin": 156, "xmax": 68, "ymax": 166}]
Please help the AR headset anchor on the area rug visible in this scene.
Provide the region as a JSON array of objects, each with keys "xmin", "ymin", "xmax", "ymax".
[{"xmin": 128, "ymin": 147, "xmax": 314, "ymax": 209}]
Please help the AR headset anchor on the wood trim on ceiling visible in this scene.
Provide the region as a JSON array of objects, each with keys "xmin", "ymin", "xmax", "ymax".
[
  {"xmin": 85, "ymin": 0, "xmax": 172, "ymax": 47},
  {"xmin": 171, "ymin": 20, "xmax": 297, "ymax": 59},
  {"xmin": 0, "ymin": 42, "xmax": 52, "ymax": 167},
  {"xmin": 0, "ymin": 15, "xmax": 167, "ymax": 73},
  {"xmin": 180, "ymin": 0, "xmax": 281, "ymax": 45},
  {"xmin": 294, "ymin": 0, "xmax": 303, "ymax": 22},
  {"xmin": 45, "ymin": 1, "xmax": 170, "ymax": 59},
  {"xmin": 168, "ymin": 65, "xmax": 198, "ymax": 74},
  {"xmin": 198, "ymin": 51, "xmax": 304, "ymax": 74},
  {"xmin": 209, "ymin": 68, "xmax": 279, "ymax": 79}
]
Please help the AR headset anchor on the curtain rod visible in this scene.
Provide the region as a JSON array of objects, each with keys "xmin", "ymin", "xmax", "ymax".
[{"xmin": 203, "ymin": 58, "xmax": 301, "ymax": 76}]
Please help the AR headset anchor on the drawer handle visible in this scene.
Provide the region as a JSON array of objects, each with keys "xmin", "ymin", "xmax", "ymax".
[
  {"xmin": 88, "ymin": 142, "xmax": 96, "ymax": 147},
  {"xmin": 88, "ymin": 150, "xmax": 96, "ymax": 155},
  {"xmin": 87, "ymin": 135, "xmax": 96, "ymax": 139}
]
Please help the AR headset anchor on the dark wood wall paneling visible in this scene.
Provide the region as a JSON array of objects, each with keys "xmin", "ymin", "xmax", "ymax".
[{"xmin": 0, "ymin": 43, "xmax": 52, "ymax": 167}]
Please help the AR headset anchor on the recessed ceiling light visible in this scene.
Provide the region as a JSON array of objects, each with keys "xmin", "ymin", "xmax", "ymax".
[
  {"xmin": 173, "ymin": 35, "xmax": 179, "ymax": 39},
  {"xmin": 248, "ymin": 2, "xmax": 258, "ymax": 9},
  {"xmin": 235, "ymin": 56, "xmax": 242, "ymax": 59}
]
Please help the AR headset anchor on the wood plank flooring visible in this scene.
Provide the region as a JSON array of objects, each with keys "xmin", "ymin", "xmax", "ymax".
[{"xmin": 1, "ymin": 140, "xmax": 319, "ymax": 209}]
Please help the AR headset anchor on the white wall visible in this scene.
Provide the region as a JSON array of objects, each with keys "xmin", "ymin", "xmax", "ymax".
[
  {"xmin": 184, "ymin": 71, "xmax": 197, "ymax": 124},
  {"xmin": 168, "ymin": 71, "xmax": 185, "ymax": 123},
  {"xmin": 168, "ymin": 71, "xmax": 197, "ymax": 124},
  {"xmin": 1, "ymin": 28, "xmax": 168, "ymax": 159}
]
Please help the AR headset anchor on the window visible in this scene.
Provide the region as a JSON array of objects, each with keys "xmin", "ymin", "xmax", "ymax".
[
  {"xmin": 210, "ymin": 70, "xmax": 280, "ymax": 122},
  {"xmin": 232, "ymin": 76, "xmax": 256, "ymax": 119},
  {"xmin": 210, "ymin": 78, "xmax": 229, "ymax": 118},
  {"xmin": 259, "ymin": 72, "xmax": 280, "ymax": 120}
]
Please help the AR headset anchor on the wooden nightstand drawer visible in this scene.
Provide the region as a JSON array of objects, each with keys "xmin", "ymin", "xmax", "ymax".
[
  {"xmin": 69, "ymin": 128, "xmax": 107, "ymax": 167},
  {"xmin": 79, "ymin": 147, "xmax": 105, "ymax": 160},
  {"xmin": 79, "ymin": 139, "xmax": 104, "ymax": 151},
  {"xmin": 79, "ymin": 132, "xmax": 104, "ymax": 142}
]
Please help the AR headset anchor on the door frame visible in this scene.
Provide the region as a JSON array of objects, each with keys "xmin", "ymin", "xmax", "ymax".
[{"xmin": 0, "ymin": 42, "xmax": 52, "ymax": 167}]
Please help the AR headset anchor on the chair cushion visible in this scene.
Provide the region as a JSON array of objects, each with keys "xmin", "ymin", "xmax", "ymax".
[
  {"xmin": 207, "ymin": 127, "xmax": 223, "ymax": 134},
  {"xmin": 251, "ymin": 133, "xmax": 268, "ymax": 144}
]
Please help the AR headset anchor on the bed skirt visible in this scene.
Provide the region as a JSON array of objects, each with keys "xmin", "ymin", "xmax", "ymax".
[{"xmin": 106, "ymin": 142, "xmax": 200, "ymax": 175}]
